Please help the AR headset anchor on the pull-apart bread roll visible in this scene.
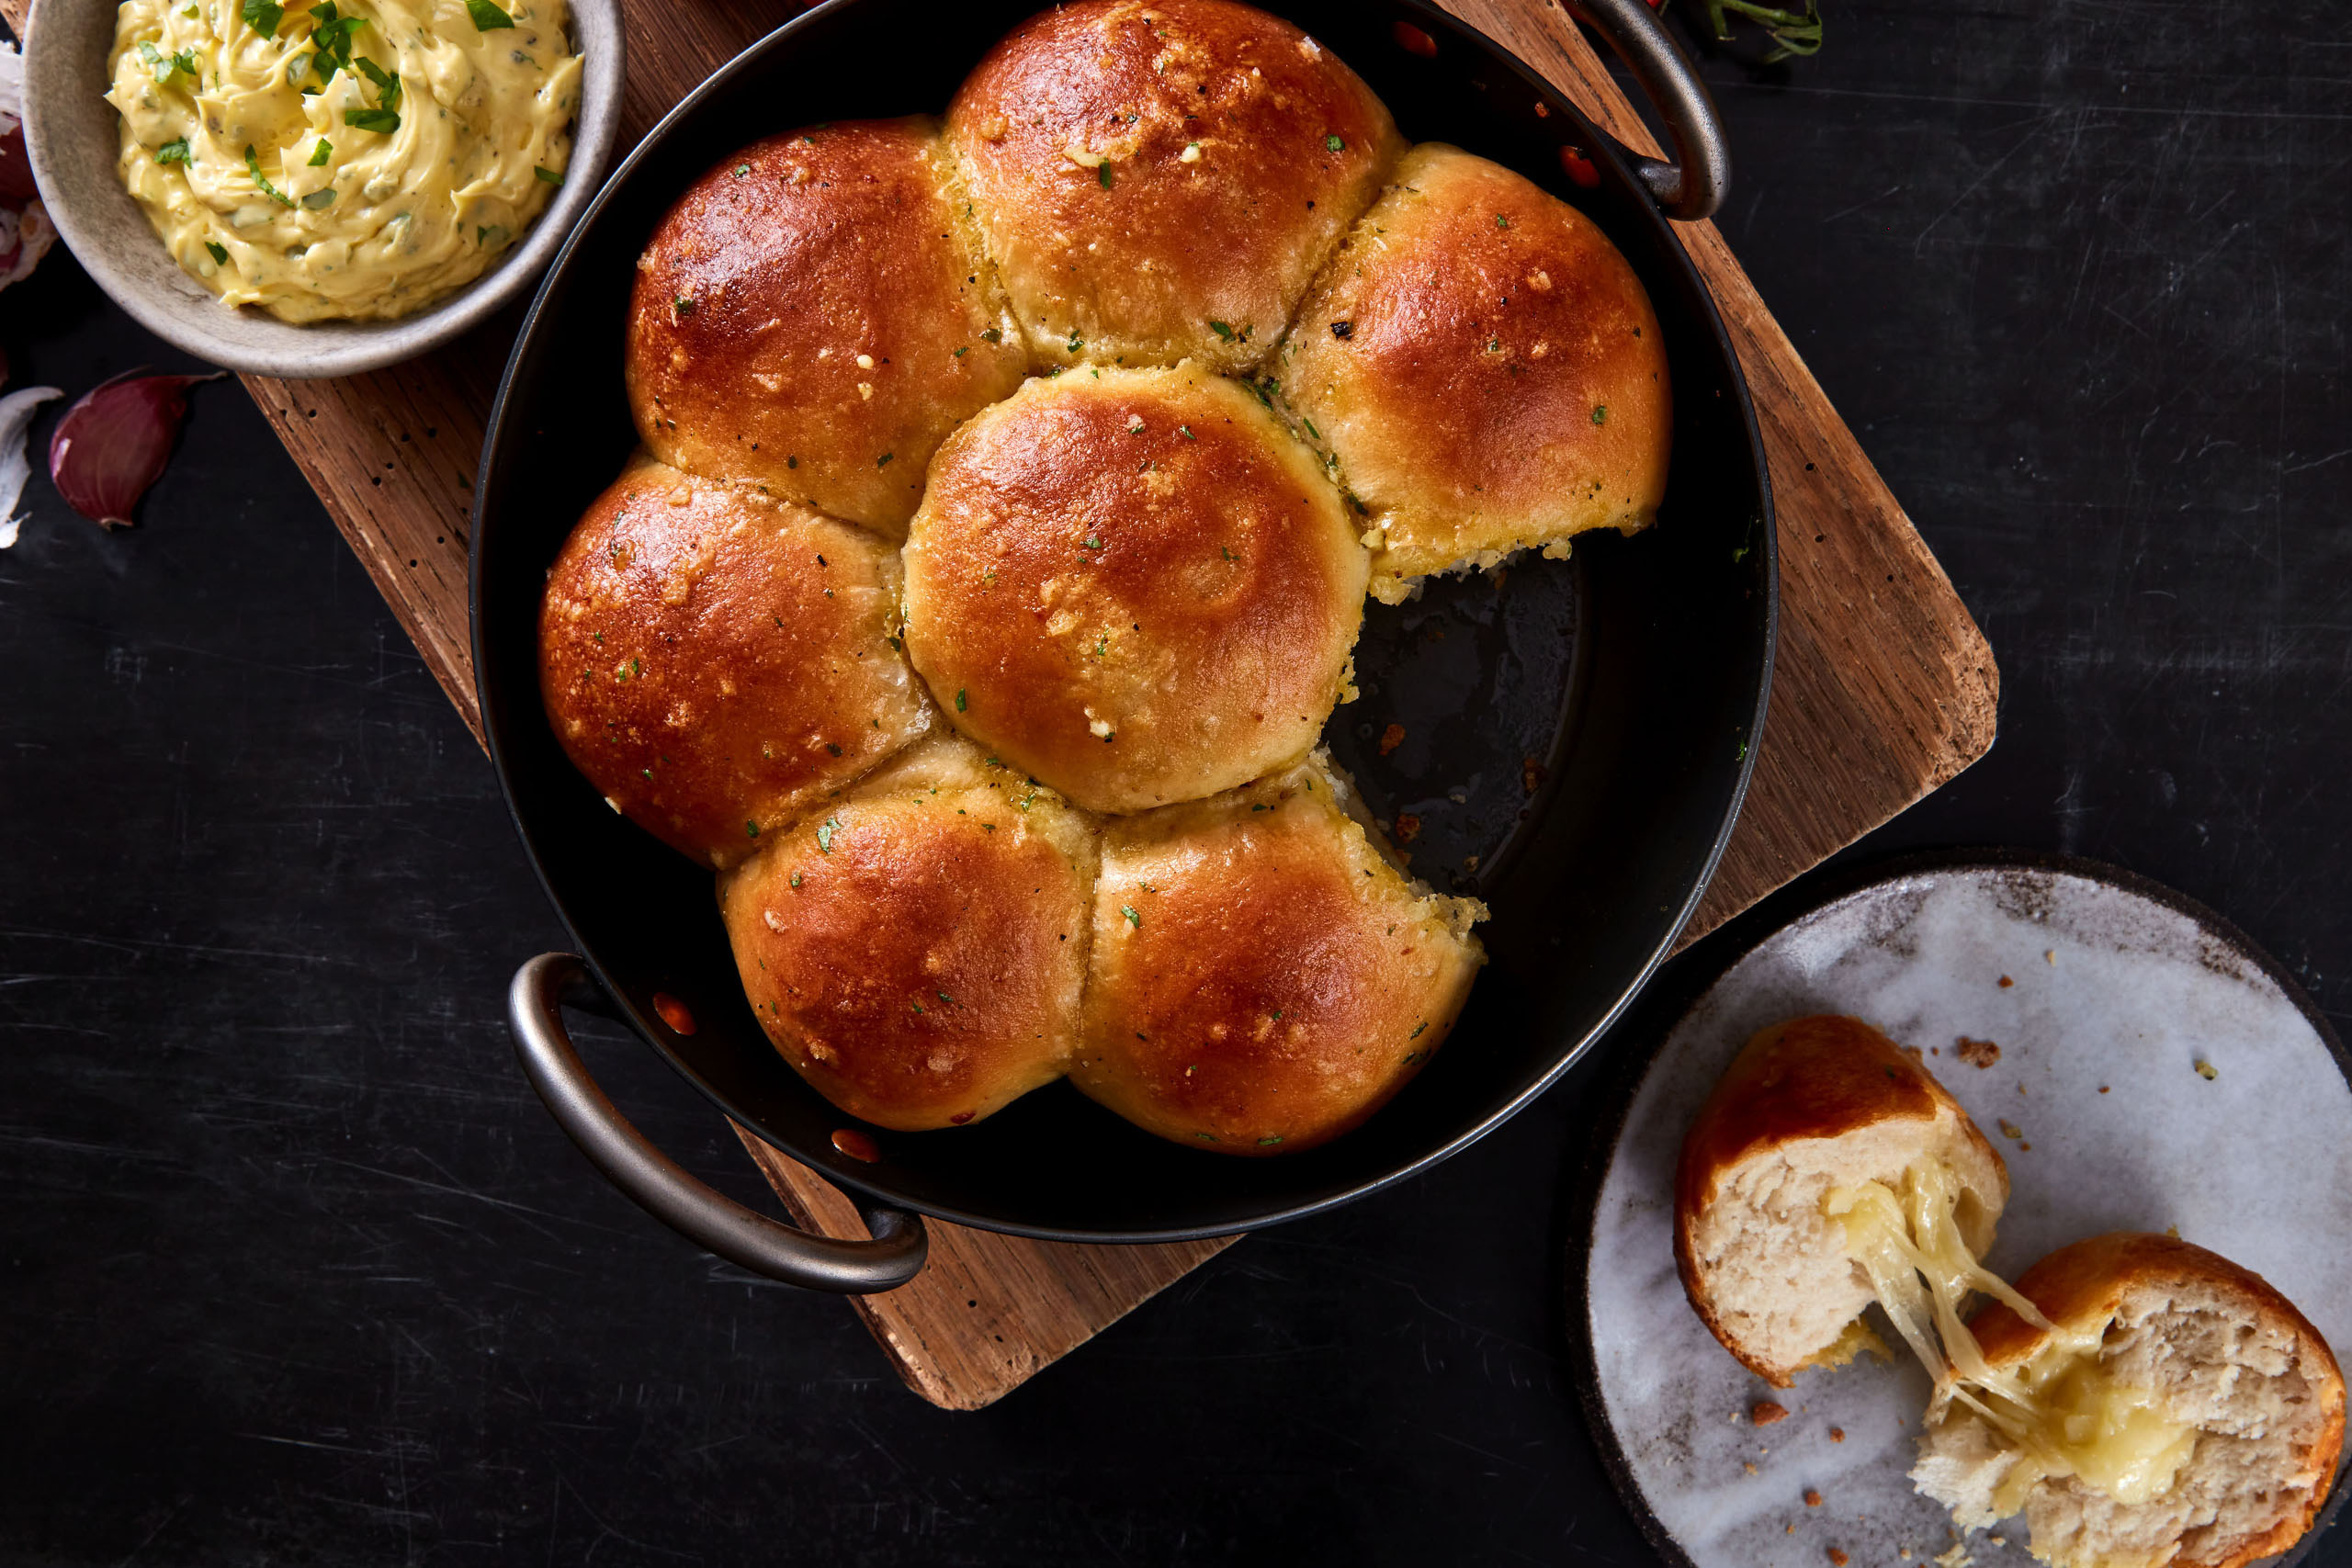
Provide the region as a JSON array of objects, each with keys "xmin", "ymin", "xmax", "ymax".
[
  {"xmin": 1912, "ymin": 1233, "xmax": 2345, "ymax": 1568},
  {"xmin": 717, "ymin": 736, "xmax": 1096, "ymax": 1132},
  {"xmin": 1069, "ymin": 753, "xmax": 1483, "ymax": 1153},
  {"xmin": 902, "ymin": 366, "xmax": 1368, "ymax": 814},
  {"xmin": 1675, "ymin": 1015, "xmax": 2012, "ymax": 1387},
  {"xmin": 626, "ymin": 117, "xmax": 1027, "ymax": 537},
  {"xmin": 1276, "ymin": 143, "xmax": 1671, "ymax": 604},
  {"xmin": 537, "ymin": 457, "xmax": 929, "ymax": 869},
  {"xmin": 947, "ymin": 0, "xmax": 1403, "ymax": 375}
]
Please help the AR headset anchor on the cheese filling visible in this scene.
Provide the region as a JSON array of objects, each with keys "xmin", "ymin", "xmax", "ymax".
[{"xmin": 1826, "ymin": 1164, "xmax": 2198, "ymax": 1509}]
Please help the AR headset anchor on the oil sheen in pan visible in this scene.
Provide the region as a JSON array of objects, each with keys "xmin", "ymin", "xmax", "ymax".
[{"xmin": 1328, "ymin": 550, "xmax": 1588, "ymax": 898}]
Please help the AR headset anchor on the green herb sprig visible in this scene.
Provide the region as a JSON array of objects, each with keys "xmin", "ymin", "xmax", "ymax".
[{"xmin": 1676, "ymin": 0, "xmax": 1821, "ymax": 62}]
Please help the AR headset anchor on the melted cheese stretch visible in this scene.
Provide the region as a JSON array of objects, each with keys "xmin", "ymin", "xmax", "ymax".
[
  {"xmin": 105, "ymin": 0, "xmax": 582, "ymax": 321},
  {"xmin": 1827, "ymin": 1165, "xmax": 2198, "ymax": 1509}
]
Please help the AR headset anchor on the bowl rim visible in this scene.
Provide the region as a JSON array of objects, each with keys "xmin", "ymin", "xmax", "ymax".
[
  {"xmin": 18, "ymin": 0, "xmax": 627, "ymax": 379},
  {"xmin": 471, "ymin": 0, "xmax": 1781, "ymax": 1243}
]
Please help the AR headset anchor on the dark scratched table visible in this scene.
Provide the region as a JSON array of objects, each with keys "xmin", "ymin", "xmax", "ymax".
[{"xmin": 3, "ymin": 2, "xmax": 2348, "ymax": 1562}]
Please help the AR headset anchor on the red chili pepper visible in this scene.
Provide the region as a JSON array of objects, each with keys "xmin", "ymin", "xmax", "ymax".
[{"xmin": 1559, "ymin": 146, "xmax": 1600, "ymax": 188}]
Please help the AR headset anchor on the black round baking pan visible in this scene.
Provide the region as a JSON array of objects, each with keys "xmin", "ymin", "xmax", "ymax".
[{"xmin": 471, "ymin": 0, "xmax": 1776, "ymax": 1285}]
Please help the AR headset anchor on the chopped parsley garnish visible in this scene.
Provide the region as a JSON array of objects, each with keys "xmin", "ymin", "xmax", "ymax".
[
  {"xmin": 817, "ymin": 817, "xmax": 839, "ymax": 852},
  {"xmin": 308, "ymin": 138, "xmax": 333, "ymax": 166},
  {"xmin": 745, "ymin": 820, "xmax": 760, "ymax": 839},
  {"xmin": 980, "ymin": 327, "xmax": 1002, "ymax": 344},
  {"xmin": 309, "ymin": 6, "xmax": 363, "ymax": 76},
  {"xmin": 1591, "ymin": 404, "xmax": 1608, "ymax": 425},
  {"xmin": 910, "ymin": 1000, "xmax": 924, "ymax": 1013},
  {"xmin": 1067, "ymin": 331, "xmax": 1084, "ymax": 353},
  {"xmin": 535, "ymin": 164, "xmax": 562, "ymax": 185},
  {"xmin": 243, "ymin": 145, "xmax": 295, "ymax": 207},
  {"xmin": 1122, "ymin": 905, "xmax": 1141, "ymax": 928},
  {"xmin": 241, "ymin": 0, "xmax": 286, "ymax": 36},
  {"xmin": 733, "ymin": 164, "xmax": 750, "ymax": 178},
  {"xmin": 1257, "ymin": 1134, "xmax": 1283, "ymax": 1145},
  {"xmin": 154, "ymin": 137, "xmax": 192, "ymax": 166},
  {"xmin": 463, "ymin": 0, "xmax": 515, "ymax": 30},
  {"xmin": 204, "ymin": 241, "xmax": 229, "ymax": 265},
  {"xmin": 1096, "ymin": 161, "xmax": 1114, "ymax": 189},
  {"xmin": 300, "ymin": 186, "xmax": 337, "ymax": 209},
  {"xmin": 955, "ymin": 689, "xmax": 967, "ymax": 713},
  {"xmin": 1325, "ymin": 133, "xmax": 1344, "ymax": 152},
  {"xmin": 1300, "ymin": 415, "xmax": 1321, "ymax": 441},
  {"xmin": 789, "ymin": 872, "xmax": 803, "ymax": 888},
  {"xmin": 953, "ymin": 346, "xmax": 967, "ymax": 357},
  {"xmin": 1178, "ymin": 424, "xmax": 1196, "ymax": 440},
  {"xmin": 876, "ymin": 452, "xmax": 893, "ymax": 468},
  {"xmin": 344, "ymin": 107, "xmax": 400, "ymax": 134},
  {"xmin": 1410, "ymin": 1021, "xmax": 1428, "ymax": 1039},
  {"xmin": 1081, "ymin": 536, "xmax": 1103, "ymax": 550},
  {"xmin": 1495, "ymin": 212, "xmax": 1511, "ymax": 229},
  {"xmin": 139, "ymin": 40, "xmax": 200, "ymax": 85},
  {"xmin": 673, "ymin": 295, "xmax": 695, "ymax": 317},
  {"xmin": 1206, "ymin": 319, "xmax": 1235, "ymax": 341}
]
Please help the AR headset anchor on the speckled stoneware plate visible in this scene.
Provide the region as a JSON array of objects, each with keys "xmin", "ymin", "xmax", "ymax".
[
  {"xmin": 1567, "ymin": 851, "xmax": 2352, "ymax": 1568},
  {"xmin": 21, "ymin": 0, "xmax": 624, "ymax": 378}
]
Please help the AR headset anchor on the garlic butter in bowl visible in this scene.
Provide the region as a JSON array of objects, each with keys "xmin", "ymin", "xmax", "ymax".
[
  {"xmin": 21, "ymin": 0, "xmax": 622, "ymax": 376},
  {"xmin": 107, "ymin": 0, "xmax": 582, "ymax": 322}
]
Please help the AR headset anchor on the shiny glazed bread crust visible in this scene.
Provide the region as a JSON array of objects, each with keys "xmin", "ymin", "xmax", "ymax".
[
  {"xmin": 717, "ymin": 735, "xmax": 1097, "ymax": 1132},
  {"xmin": 625, "ymin": 117, "xmax": 1027, "ymax": 537},
  {"xmin": 537, "ymin": 456, "xmax": 930, "ymax": 869},
  {"xmin": 902, "ymin": 366, "xmax": 1368, "ymax": 814},
  {"xmin": 1277, "ymin": 143, "xmax": 1671, "ymax": 603},
  {"xmin": 946, "ymin": 0, "xmax": 1404, "ymax": 375},
  {"xmin": 1069, "ymin": 753, "xmax": 1484, "ymax": 1153}
]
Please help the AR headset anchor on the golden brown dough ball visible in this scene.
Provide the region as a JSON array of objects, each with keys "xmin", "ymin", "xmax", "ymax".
[
  {"xmin": 626, "ymin": 117, "xmax": 1027, "ymax": 538},
  {"xmin": 947, "ymin": 0, "xmax": 1403, "ymax": 375},
  {"xmin": 901, "ymin": 366, "xmax": 1367, "ymax": 814},
  {"xmin": 537, "ymin": 457, "xmax": 928, "ymax": 869},
  {"xmin": 1274, "ymin": 143, "xmax": 1671, "ymax": 604},
  {"xmin": 717, "ymin": 736, "xmax": 1097, "ymax": 1132},
  {"xmin": 1069, "ymin": 754, "xmax": 1485, "ymax": 1153}
]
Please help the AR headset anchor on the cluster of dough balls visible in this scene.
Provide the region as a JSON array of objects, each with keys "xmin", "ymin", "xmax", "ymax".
[{"xmin": 538, "ymin": 0, "xmax": 1669, "ymax": 1154}]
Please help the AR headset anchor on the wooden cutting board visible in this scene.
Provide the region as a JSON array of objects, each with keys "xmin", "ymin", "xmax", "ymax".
[{"xmin": 13, "ymin": 0, "xmax": 1996, "ymax": 1410}]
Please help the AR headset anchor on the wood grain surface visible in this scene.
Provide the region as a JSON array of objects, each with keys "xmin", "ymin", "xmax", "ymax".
[{"xmin": 17, "ymin": 0, "xmax": 1994, "ymax": 1410}]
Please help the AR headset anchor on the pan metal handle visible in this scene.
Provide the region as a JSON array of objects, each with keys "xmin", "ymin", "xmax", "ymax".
[
  {"xmin": 506, "ymin": 952, "xmax": 927, "ymax": 1293},
  {"xmin": 1565, "ymin": 0, "xmax": 1731, "ymax": 220}
]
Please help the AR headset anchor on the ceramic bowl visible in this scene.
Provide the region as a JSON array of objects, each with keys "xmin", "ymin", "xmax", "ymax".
[{"xmin": 18, "ymin": 0, "xmax": 624, "ymax": 378}]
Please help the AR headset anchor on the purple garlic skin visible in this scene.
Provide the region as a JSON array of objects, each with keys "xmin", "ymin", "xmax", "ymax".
[{"xmin": 48, "ymin": 370, "xmax": 221, "ymax": 530}]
